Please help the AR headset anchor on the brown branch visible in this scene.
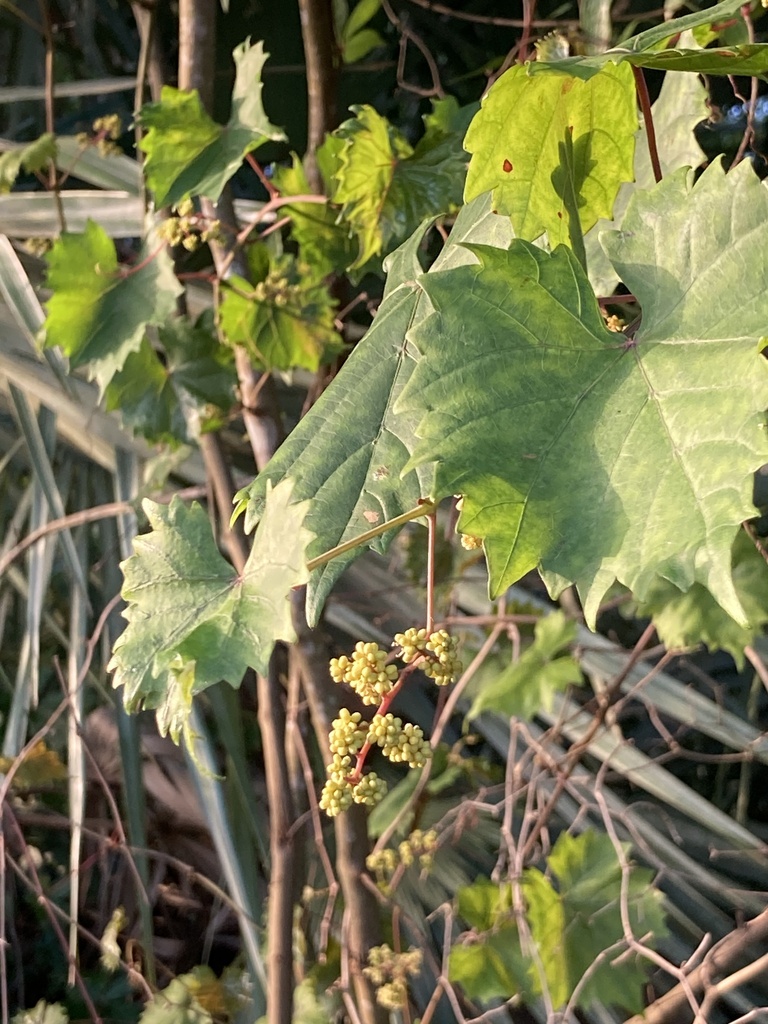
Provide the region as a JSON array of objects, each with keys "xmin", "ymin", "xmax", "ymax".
[
  {"xmin": 297, "ymin": 0, "xmax": 340, "ymax": 191},
  {"xmin": 623, "ymin": 908, "xmax": 768, "ymax": 1024},
  {"xmin": 258, "ymin": 659, "xmax": 298, "ymax": 1023},
  {"xmin": 177, "ymin": 0, "xmax": 215, "ymax": 107}
]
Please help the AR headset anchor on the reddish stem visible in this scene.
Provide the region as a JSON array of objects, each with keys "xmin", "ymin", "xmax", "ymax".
[
  {"xmin": 632, "ymin": 65, "xmax": 662, "ymax": 184},
  {"xmin": 246, "ymin": 152, "xmax": 279, "ymax": 198},
  {"xmin": 117, "ymin": 240, "xmax": 166, "ymax": 277},
  {"xmin": 346, "ymin": 657, "xmax": 429, "ymax": 783}
]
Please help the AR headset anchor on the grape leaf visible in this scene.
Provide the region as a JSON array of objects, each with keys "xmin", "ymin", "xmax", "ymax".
[
  {"xmin": 109, "ymin": 479, "xmax": 311, "ymax": 736},
  {"xmin": 105, "ymin": 317, "xmax": 236, "ymax": 445},
  {"xmin": 0, "ymin": 133, "xmax": 56, "ymax": 192},
  {"xmin": 522, "ymin": 831, "xmax": 667, "ymax": 1010},
  {"xmin": 138, "ymin": 40, "xmax": 285, "ymax": 208},
  {"xmin": 530, "ymin": 0, "xmax": 758, "ymax": 79},
  {"xmin": 341, "ymin": 0, "xmax": 384, "ymax": 64},
  {"xmin": 272, "ymin": 154, "xmax": 356, "ymax": 278},
  {"xmin": 330, "ymin": 102, "xmax": 469, "ymax": 267},
  {"xmin": 457, "ymin": 877, "xmax": 512, "ymax": 930},
  {"xmin": 219, "ymin": 252, "xmax": 340, "ymax": 371},
  {"xmin": 44, "ymin": 219, "xmax": 182, "ymax": 393},
  {"xmin": 586, "ymin": 58, "xmax": 707, "ymax": 296},
  {"xmin": 463, "ymin": 62, "xmax": 637, "ymax": 248},
  {"xmin": 537, "ymin": 44, "xmax": 768, "ymax": 79},
  {"xmin": 448, "ymin": 928, "xmax": 529, "ymax": 1004},
  {"xmin": 466, "ymin": 611, "xmax": 581, "ymax": 722},
  {"xmin": 236, "ymin": 194, "xmax": 512, "ymax": 625},
  {"xmin": 450, "ymin": 832, "xmax": 666, "ymax": 1010},
  {"xmin": 634, "ymin": 530, "xmax": 768, "ymax": 668},
  {"xmin": 401, "ymin": 160, "xmax": 768, "ymax": 627}
]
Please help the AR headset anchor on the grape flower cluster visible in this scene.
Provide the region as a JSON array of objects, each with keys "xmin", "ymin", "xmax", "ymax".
[
  {"xmin": 76, "ymin": 114, "xmax": 123, "ymax": 156},
  {"xmin": 363, "ymin": 945, "xmax": 423, "ymax": 1011},
  {"xmin": 366, "ymin": 828, "xmax": 439, "ymax": 890},
  {"xmin": 156, "ymin": 198, "xmax": 224, "ymax": 252},
  {"xmin": 320, "ymin": 630, "xmax": 462, "ymax": 816}
]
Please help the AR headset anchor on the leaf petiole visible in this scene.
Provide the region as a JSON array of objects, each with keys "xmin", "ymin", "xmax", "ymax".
[{"xmin": 306, "ymin": 500, "xmax": 437, "ymax": 572}]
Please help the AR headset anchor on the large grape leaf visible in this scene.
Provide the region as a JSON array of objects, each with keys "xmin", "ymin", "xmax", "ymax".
[
  {"xmin": 400, "ymin": 160, "xmax": 768, "ymax": 627},
  {"xmin": 44, "ymin": 219, "xmax": 182, "ymax": 393},
  {"xmin": 138, "ymin": 40, "xmax": 285, "ymax": 208},
  {"xmin": 236, "ymin": 194, "xmax": 513, "ymax": 624},
  {"xmin": 530, "ymin": 0, "xmax": 766, "ymax": 79},
  {"xmin": 330, "ymin": 101, "xmax": 471, "ymax": 267},
  {"xmin": 109, "ymin": 479, "xmax": 311, "ymax": 737},
  {"xmin": 463, "ymin": 62, "xmax": 637, "ymax": 249}
]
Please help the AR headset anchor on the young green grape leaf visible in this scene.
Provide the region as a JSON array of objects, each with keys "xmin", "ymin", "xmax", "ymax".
[
  {"xmin": 330, "ymin": 102, "xmax": 469, "ymax": 267},
  {"xmin": 466, "ymin": 611, "xmax": 582, "ymax": 722},
  {"xmin": 109, "ymin": 479, "xmax": 311, "ymax": 738},
  {"xmin": 105, "ymin": 317, "xmax": 236, "ymax": 445},
  {"xmin": 219, "ymin": 251, "xmax": 340, "ymax": 371},
  {"xmin": 464, "ymin": 62, "xmax": 637, "ymax": 249},
  {"xmin": 402, "ymin": 160, "xmax": 768, "ymax": 628},
  {"xmin": 272, "ymin": 153, "xmax": 356, "ymax": 278},
  {"xmin": 457, "ymin": 877, "xmax": 513, "ymax": 930},
  {"xmin": 236, "ymin": 194, "xmax": 513, "ymax": 625},
  {"xmin": 138, "ymin": 40, "xmax": 285, "ymax": 208},
  {"xmin": 448, "ymin": 927, "xmax": 529, "ymax": 1004},
  {"xmin": 634, "ymin": 530, "xmax": 768, "ymax": 669},
  {"xmin": 44, "ymin": 219, "xmax": 182, "ymax": 393},
  {"xmin": 522, "ymin": 831, "xmax": 667, "ymax": 1009},
  {"xmin": 450, "ymin": 833, "xmax": 665, "ymax": 1010},
  {"xmin": 0, "ymin": 133, "xmax": 56, "ymax": 192},
  {"xmin": 340, "ymin": 0, "xmax": 384, "ymax": 64}
]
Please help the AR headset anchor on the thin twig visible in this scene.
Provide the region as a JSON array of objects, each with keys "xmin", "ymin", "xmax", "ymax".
[{"xmin": 403, "ymin": 0, "xmax": 575, "ymax": 28}]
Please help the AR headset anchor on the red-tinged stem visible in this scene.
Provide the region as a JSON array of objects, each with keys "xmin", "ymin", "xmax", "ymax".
[
  {"xmin": 246, "ymin": 152, "xmax": 279, "ymax": 198},
  {"xmin": 117, "ymin": 241, "xmax": 166, "ymax": 277},
  {"xmin": 346, "ymin": 658, "xmax": 428, "ymax": 783},
  {"xmin": 426, "ymin": 510, "xmax": 436, "ymax": 634},
  {"xmin": 235, "ymin": 192, "xmax": 329, "ymax": 247},
  {"xmin": 633, "ymin": 65, "xmax": 662, "ymax": 184}
]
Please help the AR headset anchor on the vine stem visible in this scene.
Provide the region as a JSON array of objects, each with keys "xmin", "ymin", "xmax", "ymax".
[
  {"xmin": 632, "ymin": 65, "xmax": 662, "ymax": 184},
  {"xmin": 306, "ymin": 501, "xmax": 437, "ymax": 572}
]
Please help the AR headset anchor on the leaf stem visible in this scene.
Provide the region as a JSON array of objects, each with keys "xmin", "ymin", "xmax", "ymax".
[
  {"xmin": 426, "ymin": 509, "xmax": 436, "ymax": 633},
  {"xmin": 632, "ymin": 65, "xmax": 662, "ymax": 184},
  {"xmin": 306, "ymin": 501, "xmax": 437, "ymax": 572}
]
